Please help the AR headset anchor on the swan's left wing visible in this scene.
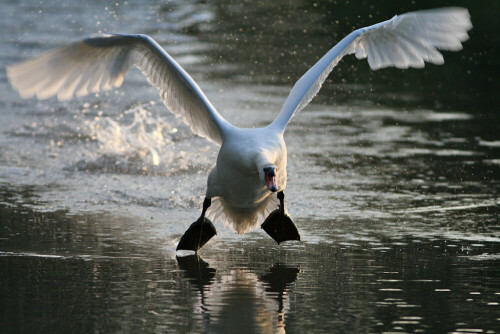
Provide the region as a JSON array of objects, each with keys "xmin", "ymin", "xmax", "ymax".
[
  {"xmin": 7, "ymin": 34, "xmax": 231, "ymax": 145},
  {"xmin": 270, "ymin": 7, "xmax": 472, "ymax": 131}
]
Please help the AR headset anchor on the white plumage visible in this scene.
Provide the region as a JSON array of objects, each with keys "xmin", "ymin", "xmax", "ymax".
[{"xmin": 7, "ymin": 8, "xmax": 472, "ymax": 234}]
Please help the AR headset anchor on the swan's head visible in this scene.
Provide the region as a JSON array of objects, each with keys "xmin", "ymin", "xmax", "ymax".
[{"xmin": 262, "ymin": 165, "xmax": 278, "ymax": 192}]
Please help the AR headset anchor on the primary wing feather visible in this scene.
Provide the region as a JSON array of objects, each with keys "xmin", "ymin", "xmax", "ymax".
[
  {"xmin": 7, "ymin": 34, "xmax": 230, "ymax": 144},
  {"xmin": 271, "ymin": 7, "xmax": 472, "ymax": 131}
]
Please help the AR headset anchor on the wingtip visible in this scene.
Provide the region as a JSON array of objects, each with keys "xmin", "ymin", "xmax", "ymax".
[
  {"xmin": 6, "ymin": 67, "xmax": 31, "ymax": 99},
  {"xmin": 6, "ymin": 63, "xmax": 21, "ymax": 89}
]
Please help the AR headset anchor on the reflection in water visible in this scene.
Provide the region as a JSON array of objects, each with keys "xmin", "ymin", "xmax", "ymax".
[
  {"xmin": 176, "ymin": 254, "xmax": 217, "ymax": 295},
  {"xmin": 177, "ymin": 256, "xmax": 299, "ymax": 333}
]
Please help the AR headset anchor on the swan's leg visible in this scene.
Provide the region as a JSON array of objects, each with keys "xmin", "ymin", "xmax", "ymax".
[
  {"xmin": 176, "ymin": 198, "xmax": 217, "ymax": 252},
  {"xmin": 261, "ymin": 191, "xmax": 301, "ymax": 244}
]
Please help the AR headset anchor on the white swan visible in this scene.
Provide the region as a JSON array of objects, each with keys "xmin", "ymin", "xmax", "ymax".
[{"xmin": 7, "ymin": 7, "xmax": 472, "ymax": 252}]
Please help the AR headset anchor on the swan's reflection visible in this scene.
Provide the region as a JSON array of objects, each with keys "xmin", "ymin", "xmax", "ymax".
[{"xmin": 177, "ymin": 255, "xmax": 299, "ymax": 333}]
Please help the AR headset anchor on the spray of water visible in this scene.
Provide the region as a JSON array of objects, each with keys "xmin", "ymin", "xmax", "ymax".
[
  {"xmin": 81, "ymin": 103, "xmax": 216, "ymax": 176},
  {"xmin": 88, "ymin": 104, "xmax": 174, "ymax": 169}
]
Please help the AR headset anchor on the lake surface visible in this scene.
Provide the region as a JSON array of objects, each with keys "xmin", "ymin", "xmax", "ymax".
[{"xmin": 1, "ymin": 1, "xmax": 499, "ymax": 333}]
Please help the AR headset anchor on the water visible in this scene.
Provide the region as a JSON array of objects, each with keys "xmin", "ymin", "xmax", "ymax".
[{"xmin": 1, "ymin": 1, "xmax": 499, "ymax": 333}]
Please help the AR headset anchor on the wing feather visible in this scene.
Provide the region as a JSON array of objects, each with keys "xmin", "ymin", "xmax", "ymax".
[
  {"xmin": 7, "ymin": 34, "xmax": 232, "ymax": 145},
  {"xmin": 270, "ymin": 7, "xmax": 472, "ymax": 132}
]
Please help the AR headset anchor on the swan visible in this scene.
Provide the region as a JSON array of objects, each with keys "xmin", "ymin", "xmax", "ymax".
[{"xmin": 6, "ymin": 7, "xmax": 472, "ymax": 252}]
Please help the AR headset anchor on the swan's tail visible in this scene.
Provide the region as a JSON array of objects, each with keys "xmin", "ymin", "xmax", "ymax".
[{"xmin": 207, "ymin": 194, "xmax": 280, "ymax": 234}]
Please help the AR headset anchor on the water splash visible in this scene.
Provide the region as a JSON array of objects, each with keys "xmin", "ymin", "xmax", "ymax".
[
  {"xmin": 89, "ymin": 104, "xmax": 173, "ymax": 167},
  {"xmin": 76, "ymin": 103, "xmax": 216, "ymax": 177}
]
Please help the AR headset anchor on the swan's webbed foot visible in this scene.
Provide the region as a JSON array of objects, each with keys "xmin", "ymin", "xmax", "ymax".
[
  {"xmin": 261, "ymin": 211, "xmax": 300, "ymax": 244},
  {"xmin": 261, "ymin": 191, "xmax": 300, "ymax": 244},
  {"xmin": 177, "ymin": 198, "xmax": 217, "ymax": 252},
  {"xmin": 176, "ymin": 217, "xmax": 216, "ymax": 252}
]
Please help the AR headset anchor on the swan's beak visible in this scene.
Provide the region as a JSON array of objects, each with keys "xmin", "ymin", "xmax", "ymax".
[{"xmin": 265, "ymin": 172, "xmax": 278, "ymax": 192}]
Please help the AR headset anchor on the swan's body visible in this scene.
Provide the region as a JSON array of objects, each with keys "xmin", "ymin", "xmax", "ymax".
[
  {"xmin": 207, "ymin": 126, "xmax": 287, "ymax": 233},
  {"xmin": 7, "ymin": 8, "xmax": 472, "ymax": 246}
]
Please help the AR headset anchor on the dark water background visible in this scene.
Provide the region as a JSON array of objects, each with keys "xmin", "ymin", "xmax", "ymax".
[{"xmin": 1, "ymin": 0, "xmax": 499, "ymax": 333}]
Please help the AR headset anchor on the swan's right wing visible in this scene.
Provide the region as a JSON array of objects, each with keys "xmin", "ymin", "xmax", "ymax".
[
  {"xmin": 270, "ymin": 7, "xmax": 472, "ymax": 132},
  {"xmin": 7, "ymin": 34, "xmax": 232, "ymax": 145}
]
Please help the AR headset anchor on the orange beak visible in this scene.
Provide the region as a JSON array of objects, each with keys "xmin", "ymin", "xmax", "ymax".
[{"xmin": 265, "ymin": 173, "xmax": 278, "ymax": 192}]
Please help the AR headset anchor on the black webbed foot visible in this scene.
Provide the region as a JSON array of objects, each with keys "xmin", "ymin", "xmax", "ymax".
[
  {"xmin": 176, "ymin": 217, "xmax": 217, "ymax": 252},
  {"xmin": 261, "ymin": 191, "xmax": 300, "ymax": 244},
  {"xmin": 261, "ymin": 210, "xmax": 300, "ymax": 244},
  {"xmin": 177, "ymin": 198, "xmax": 216, "ymax": 252}
]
